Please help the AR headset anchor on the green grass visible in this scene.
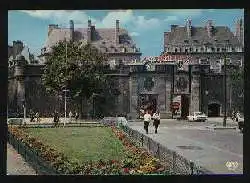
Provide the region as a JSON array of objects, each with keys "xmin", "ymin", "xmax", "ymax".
[{"xmin": 24, "ymin": 127, "xmax": 126, "ymax": 163}]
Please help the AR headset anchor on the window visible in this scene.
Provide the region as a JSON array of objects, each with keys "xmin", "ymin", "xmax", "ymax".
[
  {"xmin": 232, "ymin": 48, "xmax": 235, "ymax": 52},
  {"xmin": 184, "ymin": 40, "xmax": 189, "ymax": 43},
  {"xmin": 193, "ymin": 40, "xmax": 198, "ymax": 43},
  {"xmin": 175, "ymin": 48, "xmax": 178, "ymax": 52},
  {"xmin": 185, "ymin": 49, "xmax": 188, "ymax": 53},
  {"xmin": 201, "ymin": 48, "xmax": 204, "ymax": 52},
  {"xmin": 189, "ymin": 48, "xmax": 192, "ymax": 52},
  {"xmin": 217, "ymin": 48, "xmax": 220, "ymax": 52},
  {"xmin": 211, "ymin": 47, "xmax": 215, "ymax": 52}
]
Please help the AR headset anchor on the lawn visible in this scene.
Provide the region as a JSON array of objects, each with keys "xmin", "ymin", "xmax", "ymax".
[{"xmin": 23, "ymin": 127, "xmax": 126, "ymax": 163}]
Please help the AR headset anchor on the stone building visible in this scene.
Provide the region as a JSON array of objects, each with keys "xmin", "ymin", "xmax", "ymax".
[
  {"xmin": 39, "ymin": 19, "xmax": 141, "ymax": 66},
  {"xmin": 8, "ymin": 19, "xmax": 244, "ymax": 119}
]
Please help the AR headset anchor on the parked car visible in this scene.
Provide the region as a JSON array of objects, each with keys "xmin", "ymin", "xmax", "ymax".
[{"xmin": 187, "ymin": 112, "xmax": 207, "ymax": 122}]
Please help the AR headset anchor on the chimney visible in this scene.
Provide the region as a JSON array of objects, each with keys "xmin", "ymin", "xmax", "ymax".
[
  {"xmin": 235, "ymin": 18, "xmax": 244, "ymax": 46},
  {"xmin": 13, "ymin": 40, "xmax": 24, "ymax": 59},
  {"xmin": 186, "ymin": 19, "xmax": 192, "ymax": 37},
  {"xmin": 69, "ymin": 20, "xmax": 74, "ymax": 41},
  {"xmin": 87, "ymin": 20, "xmax": 92, "ymax": 43},
  {"xmin": 171, "ymin": 25, "xmax": 178, "ymax": 31},
  {"xmin": 48, "ymin": 24, "xmax": 58, "ymax": 36},
  {"xmin": 206, "ymin": 20, "xmax": 213, "ymax": 38},
  {"xmin": 115, "ymin": 20, "xmax": 120, "ymax": 45}
]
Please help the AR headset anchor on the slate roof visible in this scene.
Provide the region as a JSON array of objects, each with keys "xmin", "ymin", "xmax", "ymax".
[
  {"xmin": 164, "ymin": 26, "xmax": 242, "ymax": 47},
  {"xmin": 44, "ymin": 27, "xmax": 140, "ymax": 53}
]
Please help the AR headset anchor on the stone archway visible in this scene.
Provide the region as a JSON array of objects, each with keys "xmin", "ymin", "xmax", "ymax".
[{"xmin": 208, "ymin": 103, "xmax": 221, "ymax": 117}]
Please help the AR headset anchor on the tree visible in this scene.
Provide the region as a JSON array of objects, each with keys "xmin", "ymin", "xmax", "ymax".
[
  {"xmin": 230, "ymin": 66, "xmax": 244, "ymax": 112},
  {"xmin": 41, "ymin": 40, "xmax": 110, "ymax": 115}
]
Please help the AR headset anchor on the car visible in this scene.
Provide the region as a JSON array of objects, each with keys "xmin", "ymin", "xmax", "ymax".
[{"xmin": 187, "ymin": 112, "xmax": 207, "ymax": 122}]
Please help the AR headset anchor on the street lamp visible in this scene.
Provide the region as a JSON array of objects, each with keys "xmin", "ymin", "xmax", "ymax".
[
  {"xmin": 62, "ymin": 88, "xmax": 69, "ymax": 126},
  {"xmin": 205, "ymin": 90, "xmax": 209, "ymax": 115},
  {"xmin": 21, "ymin": 99, "xmax": 26, "ymax": 125},
  {"xmin": 222, "ymin": 44, "xmax": 229, "ymax": 127}
]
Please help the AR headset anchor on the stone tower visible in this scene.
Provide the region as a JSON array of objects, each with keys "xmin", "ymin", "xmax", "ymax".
[
  {"xmin": 115, "ymin": 20, "xmax": 120, "ymax": 45},
  {"xmin": 87, "ymin": 20, "xmax": 92, "ymax": 43},
  {"xmin": 14, "ymin": 54, "xmax": 26, "ymax": 113},
  {"xmin": 69, "ymin": 20, "xmax": 74, "ymax": 41}
]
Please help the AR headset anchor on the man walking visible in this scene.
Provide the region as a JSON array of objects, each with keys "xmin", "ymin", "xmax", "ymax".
[
  {"xmin": 152, "ymin": 110, "xmax": 160, "ymax": 134},
  {"xmin": 143, "ymin": 111, "xmax": 151, "ymax": 134},
  {"xmin": 69, "ymin": 111, "xmax": 73, "ymax": 123}
]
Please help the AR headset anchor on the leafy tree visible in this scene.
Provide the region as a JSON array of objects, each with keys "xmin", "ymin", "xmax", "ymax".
[
  {"xmin": 41, "ymin": 40, "xmax": 115, "ymax": 115},
  {"xmin": 229, "ymin": 66, "xmax": 244, "ymax": 112}
]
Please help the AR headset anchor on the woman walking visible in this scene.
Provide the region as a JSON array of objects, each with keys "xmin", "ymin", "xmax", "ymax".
[
  {"xmin": 143, "ymin": 111, "xmax": 151, "ymax": 134},
  {"xmin": 152, "ymin": 111, "xmax": 160, "ymax": 134}
]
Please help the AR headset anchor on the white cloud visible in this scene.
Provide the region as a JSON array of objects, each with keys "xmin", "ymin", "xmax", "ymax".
[
  {"xmin": 130, "ymin": 32, "xmax": 140, "ymax": 37},
  {"xmin": 164, "ymin": 16, "xmax": 178, "ymax": 22},
  {"xmin": 19, "ymin": 10, "xmax": 96, "ymax": 28},
  {"xmin": 166, "ymin": 9, "xmax": 203, "ymax": 20},
  {"xmin": 19, "ymin": 10, "xmax": 161, "ymax": 32},
  {"xmin": 96, "ymin": 10, "xmax": 134, "ymax": 28},
  {"xmin": 133, "ymin": 16, "xmax": 161, "ymax": 30}
]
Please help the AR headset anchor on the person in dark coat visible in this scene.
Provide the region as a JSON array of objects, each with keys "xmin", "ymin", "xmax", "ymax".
[
  {"xmin": 53, "ymin": 110, "xmax": 59, "ymax": 127},
  {"xmin": 75, "ymin": 111, "xmax": 79, "ymax": 122},
  {"xmin": 30, "ymin": 109, "xmax": 35, "ymax": 122},
  {"xmin": 152, "ymin": 110, "xmax": 160, "ymax": 134}
]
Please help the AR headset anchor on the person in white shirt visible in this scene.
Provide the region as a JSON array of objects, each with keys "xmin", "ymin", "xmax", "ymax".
[
  {"xmin": 152, "ymin": 110, "xmax": 160, "ymax": 134},
  {"xmin": 69, "ymin": 111, "xmax": 73, "ymax": 123},
  {"xmin": 143, "ymin": 111, "xmax": 151, "ymax": 134}
]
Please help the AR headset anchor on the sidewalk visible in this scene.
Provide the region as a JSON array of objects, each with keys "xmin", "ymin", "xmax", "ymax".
[
  {"xmin": 128, "ymin": 121, "xmax": 243, "ymax": 174},
  {"xmin": 7, "ymin": 143, "xmax": 37, "ymax": 175}
]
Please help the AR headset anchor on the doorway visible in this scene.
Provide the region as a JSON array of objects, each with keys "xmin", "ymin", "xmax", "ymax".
[
  {"xmin": 208, "ymin": 103, "xmax": 221, "ymax": 117},
  {"xmin": 139, "ymin": 94, "xmax": 158, "ymax": 115},
  {"xmin": 181, "ymin": 95, "xmax": 190, "ymax": 119}
]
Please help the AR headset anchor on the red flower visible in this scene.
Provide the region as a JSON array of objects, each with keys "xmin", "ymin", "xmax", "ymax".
[{"xmin": 123, "ymin": 168, "xmax": 129, "ymax": 173}]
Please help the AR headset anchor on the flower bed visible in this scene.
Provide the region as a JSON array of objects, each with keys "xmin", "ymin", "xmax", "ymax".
[{"xmin": 8, "ymin": 126, "xmax": 168, "ymax": 175}]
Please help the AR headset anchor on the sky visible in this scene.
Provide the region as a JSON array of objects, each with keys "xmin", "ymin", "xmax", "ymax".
[{"xmin": 8, "ymin": 9, "xmax": 244, "ymax": 57}]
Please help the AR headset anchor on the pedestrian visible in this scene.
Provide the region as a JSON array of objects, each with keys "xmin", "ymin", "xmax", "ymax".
[
  {"xmin": 53, "ymin": 110, "xmax": 59, "ymax": 127},
  {"xmin": 236, "ymin": 111, "xmax": 240, "ymax": 122},
  {"xmin": 35, "ymin": 112, "xmax": 40, "ymax": 123},
  {"xmin": 75, "ymin": 111, "xmax": 79, "ymax": 122},
  {"xmin": 152, "ymin": 110, "xmax": 160, "ymax": 134},
  {"xmin": 143, "ymin": 110, "xmax": 151, "ymax": 134},
  {"xmin": 69, "ymin": 111, "xmax": 73, "ymax": 123},
  {"xmin": 30, "ymin": 109, "xmax": 35, "ymax": 123}
]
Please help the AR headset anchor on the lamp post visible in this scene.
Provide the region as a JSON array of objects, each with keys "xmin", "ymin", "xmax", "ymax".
[
  {"xmin": 62, "ymin": 88, "xmax": 69, "ymax": 126},
  {"xmin": 205, "ymin": 90, "xmax": 209, "ymax": 116},
  {"xmin": 22, "ymin": 100, "xmax": 26, "ymax": 125},
  {"xmin": 222, "ymin": 43, "xmax": 229, "ymax": 127}
]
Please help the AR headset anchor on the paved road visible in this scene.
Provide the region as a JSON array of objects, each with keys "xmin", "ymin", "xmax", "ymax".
[
  {"xmin": 7, "ymin": 143, "xmax": 37, "ymax": 175},
  {"xmin": 128, "ymin": 118, "xmax": 243, "ymax": 174}
]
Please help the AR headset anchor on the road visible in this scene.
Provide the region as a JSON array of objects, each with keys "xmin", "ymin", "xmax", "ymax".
[{"xmin": 128, "ymin": 118, "xmax": 243, "ymax": 174}]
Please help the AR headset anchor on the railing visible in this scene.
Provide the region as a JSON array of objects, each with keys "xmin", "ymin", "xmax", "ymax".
[
  {"xmin": 7, "ymin": 131, "xmax": 62, "ymax": 175},
  {"xmin": 119, "ymin": 125, "xmax": 213, "ymax": 175}
]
